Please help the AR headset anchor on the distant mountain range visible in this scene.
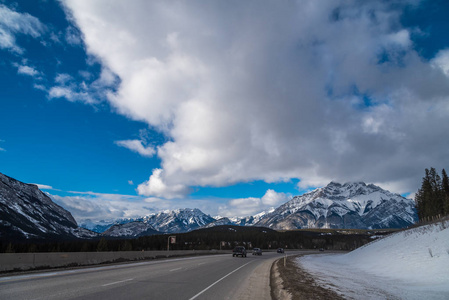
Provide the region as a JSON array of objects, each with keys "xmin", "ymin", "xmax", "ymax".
[{"xmin": 0, "ymin": 172, "xmax": 418, "ymax": 240}]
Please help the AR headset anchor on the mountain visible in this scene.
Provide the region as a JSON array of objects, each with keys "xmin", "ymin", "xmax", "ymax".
[
  {"xmin": 95, "ymin": 208, "xmax": 217, "ymax": 236},
  {"xmin": 79, "ymin": 219, "xmax": 116, "ymax": 233},
  {"xmin": 256, "ymin": 182, "xmax": 417, "ymax": 230},
  {"xmin": 229, "ymin": 208, "xmax": 275, "ymax": 226},
  {"xmin": 141, "ymin": 208, "xmax": 215, "ymax": 233},
  {"xmin": 202, "ymin": 217, "xmax": 234, "ymax": 228},
  {"xmin": 0, "ymin": 172, "xmax": 97, "ymax": 240},
  {"xmin": 102, "ymin": 221, "xmax": 160, "ymax": 237}
]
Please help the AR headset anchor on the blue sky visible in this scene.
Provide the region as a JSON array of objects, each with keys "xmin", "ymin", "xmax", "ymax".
[{"xmin": 1, "ymin": 0, "xmax": 449, "ymax": 223}]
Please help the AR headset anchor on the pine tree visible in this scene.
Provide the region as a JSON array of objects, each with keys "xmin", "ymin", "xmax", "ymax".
[
  {"xmin": 442, "ymin": 169, "xmax": 449, "ymax": 215},
  {"xmin": 415, "ymin": 167, "xmax": 448, "ymax": 221},
  {"xmin": 96, "ymin": 238, "xmax": 109, "ymax": 252},
  {"xmin": 415, "ymin": 168, "xmax": 431, "ymax": 221},
  {"xmin": 428, "ymin": 168, "xmax": 444, "ymax": 217}
]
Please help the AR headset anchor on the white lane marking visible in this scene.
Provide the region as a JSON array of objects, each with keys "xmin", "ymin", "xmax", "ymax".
[
  {"xmin": 101, "ymin": 278, "xmax": 134, "ymax": 287},
  {"xmin": 197, "ymin": 262, "xmax": 206, "ymax": 266},
  {"xmin": 169, "ymin": 267, "xmax": 182, "ymax": 272},
  {"xmin": 188, "ymin": 261, "xmax": 253, "ymax": 300}
]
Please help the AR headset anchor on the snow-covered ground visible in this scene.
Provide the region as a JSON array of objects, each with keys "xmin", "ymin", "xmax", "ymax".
[{"xmin": 296, "ymin": 220, "xmax": 449, "ymax": 299}]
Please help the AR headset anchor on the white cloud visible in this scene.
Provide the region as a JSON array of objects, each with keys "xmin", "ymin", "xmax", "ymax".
[
  {"xmin": 33, "ymin": 184, "xmax": 55, "ymax": 190},
  {"xmin": 65, "ymin": 25, "xmax": 82, "ymax": 45},
  {"xmin": 50, "ymin": 190, "xmax": 228, "ymax": 223},
  {"xmin": 16, "ymin": 64, "xmax": 40, "ymax": 77},
  {"xmin": 218, "ymin": 189, "xmax": 290, "ymax": 217},
  {"xmin": 63, "ymin": 0, "xmax": 449, "ymax": 198},
  {"xmin": 48, "ymin": 70, "xmax": 117, "ymax": 104},
  {"xmin": 0, "ymin": 4, "xmax": 46, "ymax": 54},
  {"xmin": 51, "ymin": 193, "xmax": 147, "ymax": 223},
  {"xmin": 137, "ymin": 168, "xmax": 190, "ymax": 199},
  {"xmin": 115, "ymin": 139, "xmax": 156, "ymax": 157},
  {"xmin": 431, "ymin": 49, "xmax": 449, "ymax": 76}
]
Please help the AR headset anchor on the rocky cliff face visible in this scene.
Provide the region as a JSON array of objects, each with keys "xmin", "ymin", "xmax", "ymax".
[
  {"xmin": 255, "ymin": 182, "xmax": 417, "ymax": 230},
  {"xmin": 0, "ymin": 172, "xmax": 96, "ymax": 239}
]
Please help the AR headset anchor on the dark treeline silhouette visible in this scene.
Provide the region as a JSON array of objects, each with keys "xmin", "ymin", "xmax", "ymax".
[
  {"xmin": 415, "ymin": 168, "xmax": 449, "ymax": 222},
  {"xmin": 0, "ymin": 226, "xmax": 395, "ymax": 253}
]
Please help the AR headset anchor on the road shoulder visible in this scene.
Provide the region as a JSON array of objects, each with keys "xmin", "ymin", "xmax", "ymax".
[
  {"xmin": 233, "ymin": 256, "xmax": 279, "ymax": 300},
  {"xmin": 270, "ymin": 254, "xmax": 344, "ymax": 300}
]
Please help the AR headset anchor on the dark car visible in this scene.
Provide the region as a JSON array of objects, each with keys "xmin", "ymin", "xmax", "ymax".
[
  {"xmin": 232, "ymin": 246, "xmax": 247, "ymax": 257},
  {"xmin": 277, "ymin": 248, "xmax": 284, "ymax": 253},
  {"xmin": 252, "ymin": 248, "xmax": 262, "ymax": 255}
]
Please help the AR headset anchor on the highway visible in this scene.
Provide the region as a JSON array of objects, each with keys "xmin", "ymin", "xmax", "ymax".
[{"xmin": 0, "ymin": 250, "xmax": 303, "ymax": 300}]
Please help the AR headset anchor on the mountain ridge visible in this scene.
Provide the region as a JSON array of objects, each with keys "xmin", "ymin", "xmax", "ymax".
[
  {"xmin": 0, "ymin": 172, "xmax": 96, "ymax": 240},
  {"xmin": 255, "ymin": 181, "xmax": 417, "ymax": 229},
  {"xmin": 0, "ymin": 172, "xmax": 418, "ymax": 239}
]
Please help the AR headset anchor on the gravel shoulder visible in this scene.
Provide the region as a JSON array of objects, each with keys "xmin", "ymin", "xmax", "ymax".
[{"xmin": 271, "ymin": 254, "xmax": 344, "ymax": 300}]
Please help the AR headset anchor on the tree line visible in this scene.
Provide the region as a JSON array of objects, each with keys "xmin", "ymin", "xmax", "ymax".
[
  {"xmin": 1, "ymin": 226, "xmax": 390, "ymax": 253},
  {"xmin": 415, "ymin": 167, "xmax": 449, "ymax": 222}
]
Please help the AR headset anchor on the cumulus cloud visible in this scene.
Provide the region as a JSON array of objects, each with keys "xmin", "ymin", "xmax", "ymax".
[
  {"xmin": 137, "ymin": 168, "xmax": 190, "ymax": 199},
  {"xmin": 218, "ymin": 189, "xmax": 290, "ymax": 217},
  {"xmin": 51, "ymin": 190, "xmax": 225, "ymax": 223},
  {"xmin": 51, "ymin": 191, "xmax": 152, "ymax": 223},
  {"xmin": 62, "ymin": 0, "xmax": 449, "ymax": 197}
]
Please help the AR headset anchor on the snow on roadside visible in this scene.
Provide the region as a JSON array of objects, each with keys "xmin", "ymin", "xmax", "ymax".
[{"xmin": 296, "ymin": 220, "xmax": 449, "ymax": 300}]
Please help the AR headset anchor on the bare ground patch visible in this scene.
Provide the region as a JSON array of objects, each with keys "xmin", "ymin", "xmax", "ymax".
[{"xmin": 271, "ymin": 255, "xmax": 344, "ymax": 300}]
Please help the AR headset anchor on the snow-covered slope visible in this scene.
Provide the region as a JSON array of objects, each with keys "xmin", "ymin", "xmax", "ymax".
[
  {"xmin": 202, "ymin": 217, "xmax": 234, "ymax": 228},
  {"xmin": 229, "ymin": 208, "xmax": 275, "ymax": 226},
  {"xmin": 298, "ymin": 219, "xmax": 449, "ymax": 299},
  {"xmin": 0, "ymin": 172, "xmax": 96, "ymax": 239},
  {"xmin": 256, "ymin": 182, "xmax": 417, "ymax": 230}
]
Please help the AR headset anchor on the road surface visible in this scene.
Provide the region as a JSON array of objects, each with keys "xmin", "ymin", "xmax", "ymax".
[{"xmin": 0, "ymin": 250, "xmax": 301, "ymax": 300}]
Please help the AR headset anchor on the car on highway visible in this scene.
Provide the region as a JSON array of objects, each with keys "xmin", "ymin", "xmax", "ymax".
[
  {"xmin": 252, "ymin": 248, "xmax": 262, "ymax": 255},
  {"xmin": 277, "ymin": 248, "xmax": 284, "ymax": 253},
  {"xmin": 232, "ymin": 246, "xmax": 247, "ymax": 257}
]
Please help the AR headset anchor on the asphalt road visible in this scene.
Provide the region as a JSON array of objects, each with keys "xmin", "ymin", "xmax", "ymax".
[{"xmin": 0, "ymin": 250, "xmax": 302, "ymax": 300}]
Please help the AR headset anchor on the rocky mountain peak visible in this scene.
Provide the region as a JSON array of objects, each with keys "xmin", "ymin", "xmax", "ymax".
[
  {"xmin": 255, "ymin": 181, "xmax": 417, "ymax": 230},
  {"xmin": 0, "ymin": 172, "xmax": 83, "ymax": 239}
]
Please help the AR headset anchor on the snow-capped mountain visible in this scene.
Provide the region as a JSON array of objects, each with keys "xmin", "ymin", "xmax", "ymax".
[
  {"xmin": 202, "ymin": 217, "xmax": 234, "ymax": 228},
  {"xmin": 102, "ymin": 221, "xmax": 160, "ymax": 237},
  {"xmin": 256, "ymin": 182, "xmax": 417, "ymax": 230},
  {"xmin": 79, "ymin": 208, "xmax": 216, "ymax": 235},
  {"xmin": 0, "ymin": 172, "xmax": 97, "ymax": 239},
  {"xmin": 142, "ymin": 208, "xmax": 216, "ymax": 233},
  {"xmin": 229, "ymin": 208, "xmax": 275, "ymax": 226},
  {"xmin": 79, "ymin": 219, "xmax": 117, "ymax": 233},
  {"xmin": 2, "ymin": 170, "xmax": 417, "ymax": 240}
]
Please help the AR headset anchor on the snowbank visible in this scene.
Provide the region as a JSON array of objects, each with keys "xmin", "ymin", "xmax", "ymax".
[{"xmin": 297, "ymin": 220, "xmax": 449, "ymax": 299}]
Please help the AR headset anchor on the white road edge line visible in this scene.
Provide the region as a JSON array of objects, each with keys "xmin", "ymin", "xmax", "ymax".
[
  {"xmin": 102, "ymin": 278, "xmax": 134, "ymax": 287},
  {"xmin": 188, "ymin": 261, "xmax": 253, "ymax": 300},
  {"xmin": 170, "ymin": 267, "xmax": 182, "ymax": 272}
]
